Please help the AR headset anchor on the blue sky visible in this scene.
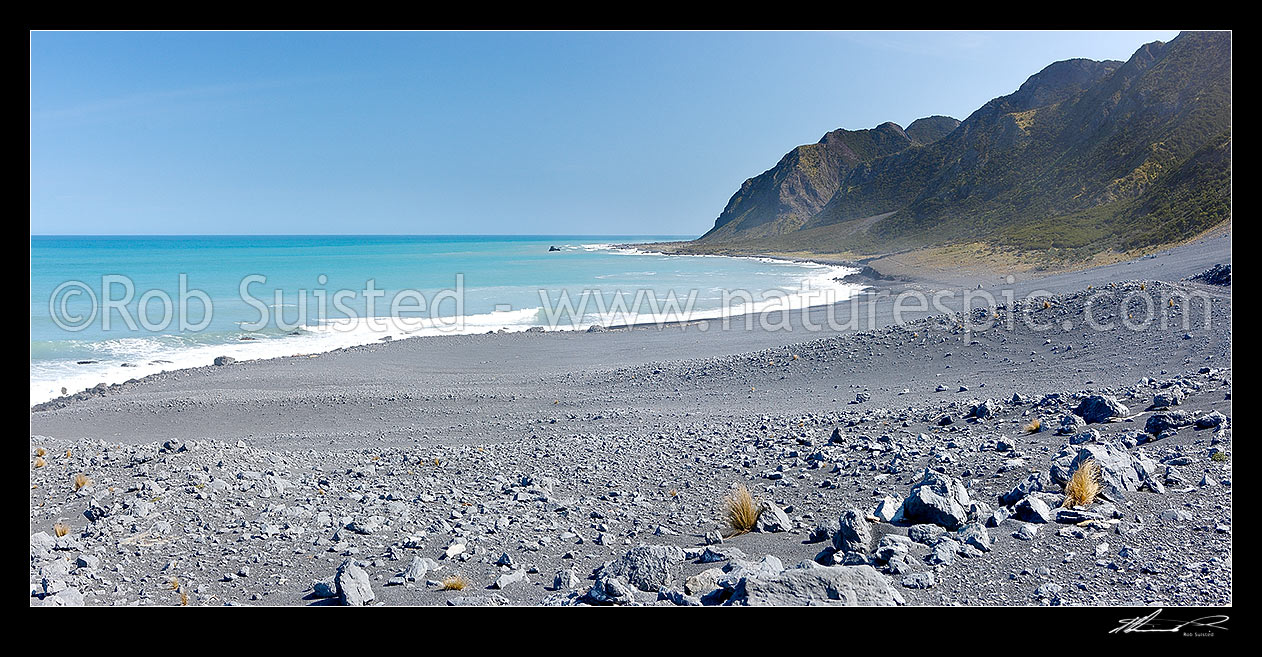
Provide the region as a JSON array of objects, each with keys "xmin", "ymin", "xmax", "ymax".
[{"xmin": 30, "ymin": 30, "xmax": 1180, "ymax": 236}]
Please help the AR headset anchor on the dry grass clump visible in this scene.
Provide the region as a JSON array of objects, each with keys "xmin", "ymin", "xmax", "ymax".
[
  {"xmin": 440, "ymin": 575, "xmax": 470, "ymax": 591},
  {"xmin": 1062, "ymin": 458, "xmax": 1101, "ymax": 508},
  {"xmin": 35, "ymin": 447, "xmax": 47, "ymax": 457},
  {"xmin": 73, "ymin": 473, "xmax": 91, "ymax": 490},
  {"xmin": 722, "ymin": 484, "xmax": 761, "ymax": 537},
  {"xmin": 34, "ymin": 456, "xmax": 46, "ymax": 468},
  {"xmin": 1023, "ymin": 418, "xmax": 1042, "ymax": 434},
  {"xmin": 53, "ymin": 522, "xmax": 71, "ymax": 537}
]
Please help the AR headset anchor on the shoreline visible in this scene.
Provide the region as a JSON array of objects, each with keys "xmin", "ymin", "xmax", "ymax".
[
  {"xmin": 626, "ymin": 219, "xmax": 1235, "ymax": 290},
  {"xmin": 30, "ymin": 245, "xmax": 868, "ymax": 409},
  {"xmin": 29, "ymin": 243, "xmax": 1233, "ymax": 606},
  {"xmin": 30, "ymin": 229, "xmax": 1230, "ymax": 413}
]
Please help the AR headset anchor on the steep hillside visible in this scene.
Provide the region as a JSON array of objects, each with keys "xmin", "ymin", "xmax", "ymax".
[
  {"xmin": 689, "ymin": 31, "xmax": 1231, "ymax": 263},
  {"xmin": 701, "ymin": 119, "xmax": 957, "ymax": 241}
]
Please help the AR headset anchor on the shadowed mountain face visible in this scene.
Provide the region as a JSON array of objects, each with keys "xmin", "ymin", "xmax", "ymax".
[
  {"xmin": 696, "ymin": 31, "xmax": 1231, "ymax": 258},
  {"xmin": 701, "ymin": 118, "xmax": 959, "ymax": 241}
]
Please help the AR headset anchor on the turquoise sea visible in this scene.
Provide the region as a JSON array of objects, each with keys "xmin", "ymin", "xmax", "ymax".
[{"xmin": 30, "ymin": 235, "xmax": 861, "ymax": 404}]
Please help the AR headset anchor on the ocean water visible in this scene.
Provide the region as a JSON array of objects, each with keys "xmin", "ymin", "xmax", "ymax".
[{"xmin": 30, "ymin": 235, "xmax": 862, "ymax": 404}]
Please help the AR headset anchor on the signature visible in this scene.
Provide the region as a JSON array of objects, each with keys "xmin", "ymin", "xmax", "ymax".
[{"xmin": 1111, "ymin": 609, "xmax": 1230, "ymax": 634}]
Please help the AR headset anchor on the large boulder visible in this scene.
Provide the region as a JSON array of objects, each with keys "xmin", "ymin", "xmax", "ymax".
[
  {"xmin": 1072, "ymin": 395, "xmax": 1129, "ymax": 424},
  {"xmin": 335, "ymin": 559, "xmax": 375, "ymax": 606},
  {"xmin": 725, "ymin": 564, "xmax": 905, "ymax": 606},
  {"xmin": 833, "ymin": 508, "xmax": 873, "ymax": 554},
  {"xmin": 900, "ymin": 469, "xmax": 971, "ymax": 530},
  {"xmin": 1013, "ymin": 496, "xmax": 1053, "ymax": 523},
  {"xmin": 957, "ymin": 523, "xmax": 992, "ymax": 552},
  {"xmin": 754, "ymin": 501, "xmax": 792, "ymax": 533},
  {"xmin": 597, "ymin": 545, "xmax": 686, "ymax": 592},
  {"xmin": 1050, "ymin": 443, "xmax": 1158, "ymax": 503},
  {"xmin": 1145, "ymin": 411, "xmax": 1193, "ymax": 436}
]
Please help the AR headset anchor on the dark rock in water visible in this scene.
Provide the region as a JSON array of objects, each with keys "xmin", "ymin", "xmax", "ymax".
[
  {"xmin": 524, "ymin": 326, "xmax": 545, "ymax": 333},
  {"xmin": 239, "ymin": 336, "xmax": 257, "ymax": 341},
  {"xmin": 213, "ymin": 356, "xmax": 236, "ymax": 366},
  {"xmin": 586, "ymin": 324, "xmax": 607, "ymax": 333},
  {"xmin": 548, "ymin": 245, "xmax": 561, "ymax": 252},
  {"xmin": 1072, "ymin": 395, "xmax": 1128, "ymax": 424},
  {"xmin": 1189, "ymin": 263, "xmax": 1231, "ymax": 285},
  {"xmin": 841, "ymin": 265, "xmax": 896, "ymax": 283},
  {"xmin": 76, "ymin": 360, "xmax": 99, "ymax": 365}
]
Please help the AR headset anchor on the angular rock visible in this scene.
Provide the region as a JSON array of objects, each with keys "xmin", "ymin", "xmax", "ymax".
[
  {"xmin": 598, "ymin": 545, "xmax": 686, "ymax": 592},
  {"xmin": 724, "ymin": 565, "xmax": 904, "ymax": 606},
  {"xmin": 335, "ymin": 559, "xmax": 375, "ymax": 606},
  {"xmin": 1073, "ymin": 395, "xmax": 1129, "ymax": 424},
  {"xmin": 833, "ymin": 508, "xmax": 873, "ymax": 554},
  {"xmin": 901, "ymin": 469, "xmax": 971, "ymax": 530},
  {"xmin": 754, "ymin": 501, "xmax": 792, "ymax": 533}
]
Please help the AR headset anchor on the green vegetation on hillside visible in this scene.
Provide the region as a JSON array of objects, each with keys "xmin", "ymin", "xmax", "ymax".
[{"xmin": 692, "ymin": 31, "xmax": 1231, "ymax": 262}]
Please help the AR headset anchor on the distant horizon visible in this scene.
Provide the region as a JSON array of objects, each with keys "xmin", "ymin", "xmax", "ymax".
[{"xmin": 31, "ymin": 30, "xmax": 1181, "ymax": 236}]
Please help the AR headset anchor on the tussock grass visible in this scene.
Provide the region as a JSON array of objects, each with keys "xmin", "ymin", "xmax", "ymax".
[
  {"xmin": 722, "ymin": 484, "xmax": 761, "ymax": 537},
  {"xmin": 440, "ymin": 575, "xmax": 470, "ymax": 591},
  {"xmin": 35, "ymin": 447, "xmax": 47, "ymax": 457},
  {"xmin": 53, "ymin": 522, "xmax": 71, "ymax": 537},
  {"xmin": 1062, "ymin": 458, "xmax": 1101, "ymax": 508},
  {"xmin": 34, "ymin": 456, "xmax": 46, "ymax": 468},
  {"xmin": 73, "ymin": 473, "xmax": 91, "ymax": 490},
  {"xmin": 179, "ymin": 591, "xmax": 189, "ymax": 606},
  {"xmin": 1024, "ymin": 418, "xmax": 1042, "ymax": 434}
]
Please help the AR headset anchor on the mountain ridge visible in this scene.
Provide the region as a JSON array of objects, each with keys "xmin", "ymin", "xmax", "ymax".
[{"xmin": 683, "ymin": 31, "xmax": 1230, "ymax": 266}]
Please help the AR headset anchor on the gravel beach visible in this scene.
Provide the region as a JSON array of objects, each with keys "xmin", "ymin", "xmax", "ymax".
[{"xmin": 29, "ymin": 232, "xmax": 1231, "ymax": 607}]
